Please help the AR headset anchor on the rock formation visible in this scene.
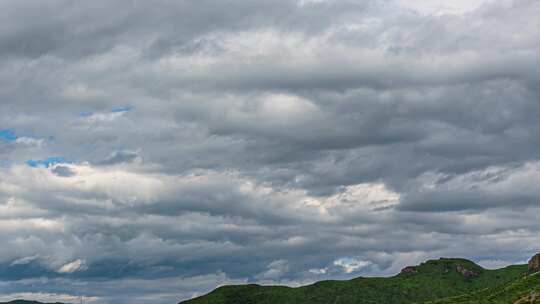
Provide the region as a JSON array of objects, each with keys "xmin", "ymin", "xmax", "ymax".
[
  {"xmin": 528, "ymin": 253, "xmax": 540, "ymax": 272},
  {"xmin": 400, "ymin": 266, "xmax": 418, "ymax": 274},
  {"xmin": 456, "ymin": 264, "xmax": 479, "ymax": 278}
]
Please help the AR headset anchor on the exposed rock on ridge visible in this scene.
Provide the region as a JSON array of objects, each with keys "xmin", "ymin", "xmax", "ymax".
[
  {"xmin": 528, "ymin": 253, "xmax": 540, "ymax": 272},
  {"xmin": 400, "ymin": 266, "xmax": 418, "ymax": 274},
  {"xmin": 456, "ymin": 264, "xmax": 479, "ymax": 278}
]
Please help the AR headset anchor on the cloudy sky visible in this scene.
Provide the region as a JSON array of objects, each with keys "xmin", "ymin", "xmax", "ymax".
[{"xmin": 0, "ymin": 0, "xmax": 539, "ymax": 303}]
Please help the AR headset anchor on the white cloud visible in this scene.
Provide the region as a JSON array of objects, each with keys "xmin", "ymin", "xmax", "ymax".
[
  {"xmin": 10, "ymin": 255, "xmax": 40, "ymax": 266},
  {"xmin": 81, "ymin": 111, "xmax": 128, "ymax": 124},
  {"xmin": 57, "ymin": 259, "xmax": 88, "ymax": 274},
  {"xmin": 14, "ymin": 137, "xmax": 45, "ymax": 148},
  {"xmin": 308, "ymin": 268, "xmax": 328, "ymax": 275},
  {"xmin": 325, "ymin": 183, "xmax": 400, "ymax": 210},
  {"xmin": 333, "ymin": 257, "xmax": 372, "ymax": 274}
]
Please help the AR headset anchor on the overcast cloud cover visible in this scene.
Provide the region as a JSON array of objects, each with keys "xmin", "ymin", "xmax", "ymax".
[{"xmin": 0, "ymin": 0, "xmax": 540, "ymax": 303}]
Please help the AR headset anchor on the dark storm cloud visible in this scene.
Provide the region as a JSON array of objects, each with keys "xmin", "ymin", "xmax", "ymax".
[{"xmin": 1, "ymin": 0, "xmax": 540, "ymax": 303}]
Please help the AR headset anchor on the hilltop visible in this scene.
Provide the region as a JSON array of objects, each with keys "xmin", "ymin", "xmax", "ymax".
[
  {"xmin": 3, "ymin": 255, "xmax": 540, "ymax": 304},
  {"xmin": 180, "ymin": 256, "xmax": 540, "ymax": 304}
]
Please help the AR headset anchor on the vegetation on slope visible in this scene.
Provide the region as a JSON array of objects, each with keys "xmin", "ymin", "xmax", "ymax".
[
  {"xmin": 180, "ymin": 258, "xmax": 528, "ymax": 304},
  {"xmin": 424, "ymin": 270, "xmax": 540, "ymax": 304}
]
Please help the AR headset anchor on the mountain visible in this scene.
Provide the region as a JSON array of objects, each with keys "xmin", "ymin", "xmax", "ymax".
[{"xmin": 180, "ymin": 257, "xmax": 538, "ymax": 304}]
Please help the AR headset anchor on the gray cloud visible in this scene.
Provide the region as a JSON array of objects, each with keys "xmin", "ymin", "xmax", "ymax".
[
  {"xmin": 97, "ymin": 150, "xmax": 140, "ymax": 166},
  {"xmin": 1, "ymin": 0, "xmax": 540, "ymax": 303},
  {"xmin": 51, "ymin": 165, "xmax": 76, "ymax": 177}
]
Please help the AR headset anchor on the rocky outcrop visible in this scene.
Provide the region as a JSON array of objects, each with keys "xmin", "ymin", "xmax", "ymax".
[
  {"xmin": 456, "ymin": 264, "xmax": 479, "ymax": 278},
  {"xmin": 400, "ymin": 266, "xmax": 418, "ymax": 274},
  {"xmin": 528, "ymin": 253, "xmax": 540, "ymax": 272}
]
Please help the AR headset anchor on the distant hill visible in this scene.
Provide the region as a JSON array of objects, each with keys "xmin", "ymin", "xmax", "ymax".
[
  {"xmin": 180, "ymin": 257, "xmax": 538, "ymax": 304},
  {"xmin": 0, "ymin": 301, "xmax": 67, "ymax": 304}
]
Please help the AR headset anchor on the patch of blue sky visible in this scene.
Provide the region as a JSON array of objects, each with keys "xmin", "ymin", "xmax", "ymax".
[
  {"xmin": 111, "ymin": 106, "xmax": 133, "ymax": 113},
  {"xmin": 0, "ymin": 129, "xmax": 18, "ymax": 142},
  {"xmin": 78, "ymin": 107, "xmax": 132, "ymax": 117},
  {"xmin": 78, "ymin": 111, "xmax": 93, "ymax": 117},
  {"xmin": 27, "ymin": 157, "xmax": 67, "ymax": 168}
]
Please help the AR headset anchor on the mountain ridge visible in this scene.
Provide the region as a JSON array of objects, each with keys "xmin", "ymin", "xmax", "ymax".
[
  {"xmin": 4, "ymin": 255, "xmax": 540, "ymax": 304},
  {"xmin": 180, "ymin": 256, "xmax": 539, "ymax": 304}
]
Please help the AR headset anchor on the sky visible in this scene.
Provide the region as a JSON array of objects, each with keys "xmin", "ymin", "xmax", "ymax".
[{"xmin": 0, "ymin": 0, "xmax": 539, "ymax": 303}]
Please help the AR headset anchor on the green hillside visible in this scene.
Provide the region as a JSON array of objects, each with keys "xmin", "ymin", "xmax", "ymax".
[
  {"xmin": 424, "ymin": 270, "xmax": 540, "ymax": 304},
  {"xmin": 180, "ymin": 258, "xmax": 529, "ymax": 304}
]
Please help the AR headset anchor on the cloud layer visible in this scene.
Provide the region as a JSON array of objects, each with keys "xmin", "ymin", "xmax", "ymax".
[{"xmin": 1, "ymin": 0, "xmax": 540, "ymax": 303}]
